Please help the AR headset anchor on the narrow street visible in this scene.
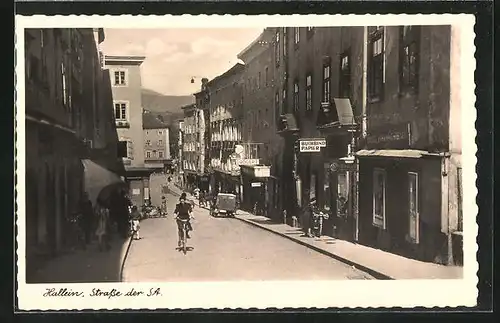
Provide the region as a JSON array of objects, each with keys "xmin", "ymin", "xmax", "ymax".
[{"xmin": 123, "ymin": 193, "xmax": 374, "ymax": 281}]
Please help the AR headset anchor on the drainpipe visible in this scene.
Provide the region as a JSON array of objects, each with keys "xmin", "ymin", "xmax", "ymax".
[{"xmin": 361, "ymin": 26, "xmax": 368, "ymax": 139}]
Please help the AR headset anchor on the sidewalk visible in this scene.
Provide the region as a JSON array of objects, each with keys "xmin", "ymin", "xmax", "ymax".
[
  {"xmin": 28, "ymin": 233, "xmax": 132, "ymax": 283},
  {"xmin": 236, "ymin": 211, "xmax": 463, "ymax": 280}
]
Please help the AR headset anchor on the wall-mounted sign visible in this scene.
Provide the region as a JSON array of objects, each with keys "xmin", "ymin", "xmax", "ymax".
[
  {"xmin": 236, "ymin": 159, "xmax": 260, "ymax": 166},
  {"xmin": 299, "ymin": 138, "xmax": 327, "ymax": 152},
  {"xmin": 251, "ymin": 182, "xmax": 262, "ymax": 187},
  {"xmin": 132, "ymin": 188, "xmax": 140, "ymax": 195}
]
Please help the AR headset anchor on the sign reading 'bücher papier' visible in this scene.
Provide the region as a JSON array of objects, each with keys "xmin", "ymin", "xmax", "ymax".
[{"xmin": 299, "ymin": 138, "xmax": 327, "ymax": 152}]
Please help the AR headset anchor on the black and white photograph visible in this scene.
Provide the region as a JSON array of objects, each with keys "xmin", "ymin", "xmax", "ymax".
[{"xmin": 15, "ymin": 14, "xmax": 477, "ymax": 310}]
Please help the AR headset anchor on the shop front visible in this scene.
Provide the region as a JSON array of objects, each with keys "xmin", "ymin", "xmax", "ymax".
[
  {"xmin": 356, "ymin": 150, "xmax": 450, "ymax": 264},
  {"xmin": 212, "ymin": 168, "xmax": 241, "ymax": 202},
  {"xmin": 240, "ymin": 165, "xmax": 271, "ymax": 216}
]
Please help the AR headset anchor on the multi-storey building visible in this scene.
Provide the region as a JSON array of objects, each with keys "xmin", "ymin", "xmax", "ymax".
[
  {"xmin": 355, "ymin": 25, "xmax": 462, "ymax": 265},
  {"xmin": 143, "ymin": 111, "xmax": 171, "ymax": 169},
  {"xmin": 237, "ymin": 28, "xmax": 279, "ymax": 217},
  {"xmin": 104, "ymin": 55, "xmax": 154, "ymax": 206},
  {"xmin": 180, "ymin": 103, "xmax": 209, "ymax": 192},
  {"xmin": 206, "ymin": 63, "xmax": 244, "ymax": 195},
  {"xmin": 273, "ymin": 25, "xmax": 461, "ymax": 265},
  {"xmin": 24, "ymin": 28, "xmax": 122, "ymax": 280},
  {"xmin": 193, "ymin": 78, "xmax": 211, "ymax": 191}
]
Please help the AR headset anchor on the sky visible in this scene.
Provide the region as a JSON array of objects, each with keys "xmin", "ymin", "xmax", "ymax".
[{"xmin": 100, "ymin": 28, "xmax": 263, "ymax": 96}]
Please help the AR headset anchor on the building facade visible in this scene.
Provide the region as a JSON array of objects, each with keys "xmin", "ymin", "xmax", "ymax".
[
  {"xmin": 180, "ymin": 103, "xmax": 209, "ymax": 192},
  {"xmin": 24, "ymin": 28, "xmax": 121, "ymax": 280},
  {"xmin": 193, "ymin": 78, "xmax": 211, "ymax": 191},
  {"xmin": 237, "ymin": 28, "xmax": 280, "ymax": 217},
  {"xmin": 143, "ymin": 111, "xmax": 171, "ymax": 169},
  {"xmin": 104, "ymin": 55, "xmax": 153, "ymax": 206},
  {"xmin": 206, "ymin": 63, "xmax": 245, "ymax": 196},
  {"xmin": 355, "ymin": 25, "xmax": 462, "ymax": 265}
]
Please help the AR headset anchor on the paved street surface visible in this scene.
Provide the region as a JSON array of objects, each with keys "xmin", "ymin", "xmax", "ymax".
[{"xmin": 123, "ymin": 193, "xmax": 374, "ymax": 282}]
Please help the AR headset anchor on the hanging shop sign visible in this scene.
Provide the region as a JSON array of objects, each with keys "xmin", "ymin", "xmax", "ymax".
[
  {"xmin": 251, "ymin": 182, "xmax": 263, "ymax": 187},
  {"xmin": 241, "ymin": 165, "xmax": 271, "ymax": 178},
  {"xmin": 299, "ymin": 138, "xmax": 327, "ymax": 152}
]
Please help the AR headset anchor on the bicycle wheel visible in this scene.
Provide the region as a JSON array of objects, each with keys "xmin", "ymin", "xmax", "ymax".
[{"xmin": 182, "ymin": 226, "xmax": 187, "ymax": 254}]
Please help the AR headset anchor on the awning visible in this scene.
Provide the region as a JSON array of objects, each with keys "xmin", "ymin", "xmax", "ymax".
[
  {"xmin": 82, "ymin": 159, "xmax": 126, "ymax": 207},
  {"xmin": 333, "ymin": 98, "xmax": 355, "ymax": 126},
  {"xmin": 355, "ymin": 149, "xmax": 445, "ymax": 159}
]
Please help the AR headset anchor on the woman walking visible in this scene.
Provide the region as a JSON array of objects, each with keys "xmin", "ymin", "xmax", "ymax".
[{"xmin": 95, "ymin": 199, "xmax": 111, "ymax": 251}]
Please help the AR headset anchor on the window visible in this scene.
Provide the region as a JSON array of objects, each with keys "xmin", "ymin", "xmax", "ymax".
[
  {"xmin": 323, "ymin": 165, "xmax": 331, "ymax": 211},
  {"xmin": 275, "ymin": 30, "xmax": 280, "ymax": 66},
  {"xmin": 293, "ymin": 80, "xmax": 299, "ymax": 112},
  {"xmin": 337, "ymin": 172, "xmax": 349, "ymax": 216},
  {"xmin": 368, "ymin": 27, "xmax": 385, "ymax": 100},
  {"xmin": 306, "ymin": 74, "xmax": 312, "ymax": 111},
  {"xmin": 400, "ymin": 26, "xmax": 420, "ymax": 93},
  {"xmin": 372, "ymin": 168, "xmax": 386, "ymax": 229},
  {"xmin": 283, "ymin": 28, "xmax": 287, "ymax": 59},
  {"xmin": 153, "ymin": 150, "xmax": 157, "ymax": 157},
  {"xmin": 114, "ymin": 102, "xmax": 127, "ymax": 121},
  {"xmin": 146, "ymin": 139, "xmax": 151, "ymax": 146},
  {"xmin": 159, "ymin": 151, "xmax": 163, "ymax": 159},
  {"xmin": 294, "ymin": 27, "xmax": 300, "ymax": 45},
  {"xmin": 158, "ymin": 140, "xmax": 163, "ymax": 146},
  {"xmin": 322, "ymin": 62, "xmax": 331, "ymax": 103},
  {"xmin": 158, "ymin": 131, "xmax": 163, "ymax": 135},
  {"xmin": 339, "ymin": 50, "xmax": 351, "ymax": 98},
  {"xmin": 408, "ymin": 172, "xmax": 419, "ymax": 243},
  {"xmin": 146, "ymin": 151, "xmax": 151, "ymax": 158},
  {"xmin": 265, "ymin": 67, "xmax": 269, "ymax": 86},
  {"xmin": 113, "ymin": 70, "xmax": 127, "ymax": 86}
]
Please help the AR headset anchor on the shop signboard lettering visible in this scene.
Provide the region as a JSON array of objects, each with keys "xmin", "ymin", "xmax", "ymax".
[
  {"xmin": 299, "ymin": 138, "xmax": 327, "ymax": 153},
  {"xmin": 236, "ymin": 159, "xmax": 260, "ymax": 166},
  {"xmin": 366, "ymin": 122, "xmax": 410, "ymax": 149},
  {"xmin": 251, "ymin": 182, "xmax": 262, "ymax": 187}
]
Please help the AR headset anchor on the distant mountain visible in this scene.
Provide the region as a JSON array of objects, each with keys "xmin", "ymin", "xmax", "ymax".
[{"xmin": 141, "ymin": 88, "xmax": 194, "ymax": 116}]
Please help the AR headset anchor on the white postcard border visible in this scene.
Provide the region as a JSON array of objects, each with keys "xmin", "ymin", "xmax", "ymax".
[{"xmin": 15, "ymin": 14, "xmax": 478, "ymax": 310}]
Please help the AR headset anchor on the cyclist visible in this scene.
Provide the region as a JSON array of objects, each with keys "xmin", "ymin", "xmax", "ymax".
[{"xmin": 174, "ymin": 193, "xmax": 194, "ymax": 247}]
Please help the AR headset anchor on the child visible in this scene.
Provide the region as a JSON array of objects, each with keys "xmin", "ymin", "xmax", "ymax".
[{"xmin": 130, "ymin": 206, "xmax": 141, "ymax": 240}]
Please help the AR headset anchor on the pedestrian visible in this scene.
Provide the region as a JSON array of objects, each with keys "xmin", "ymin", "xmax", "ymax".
[
  {"xmin": 301, "ymin": 200, "xmax": 314, "ymax": 238},
  {"xmin": 95, "ymin": 199, "xmax": 111, "ymax": 251},
  {"xmin": 130, "ymin": 206, "xmax": 141, "ymax": 240},
  {"xmin": 79, "ymin": 192, "xmax": 94, "ymax": 247}
]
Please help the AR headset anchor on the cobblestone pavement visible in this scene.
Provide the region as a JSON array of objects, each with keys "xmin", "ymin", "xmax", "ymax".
[{"xmin": 122, "ymin": 193, "xmax": 374, "ymax": 282}]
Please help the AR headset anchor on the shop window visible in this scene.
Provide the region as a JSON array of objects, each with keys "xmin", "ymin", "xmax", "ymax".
[
  {"xmin": 310, "ymin": 172, "xmax": 317, "ymax": 203},
  {"xmin": 372, "ymin": 168, "xmax": 386, "ymax": 229},
  {"xmin": 337, "ymin": 172, "xmax": 349, "ymax": 217},
  {"xmin": 408, "ymin": 172, "xmax": 419, "ymax": 243}
]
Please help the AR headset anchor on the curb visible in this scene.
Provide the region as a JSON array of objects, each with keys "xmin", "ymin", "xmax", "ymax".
[
  {"xmin": 235, "ymin": 216, "xmax": 394, "ymax": 280},
  {"xmin": 119, "ymin": 235, "xmax": 133, "ymax": 282}
]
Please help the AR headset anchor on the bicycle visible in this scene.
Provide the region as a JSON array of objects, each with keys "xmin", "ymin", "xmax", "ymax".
[{"xmin": 177, "ymin": 218, "xmax": 189, "ymax": 255}]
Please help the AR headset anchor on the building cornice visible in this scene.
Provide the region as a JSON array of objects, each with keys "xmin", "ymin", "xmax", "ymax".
[{"xmin": 104, "ymin": 55, "xmax": 146, "ymax": 65}]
